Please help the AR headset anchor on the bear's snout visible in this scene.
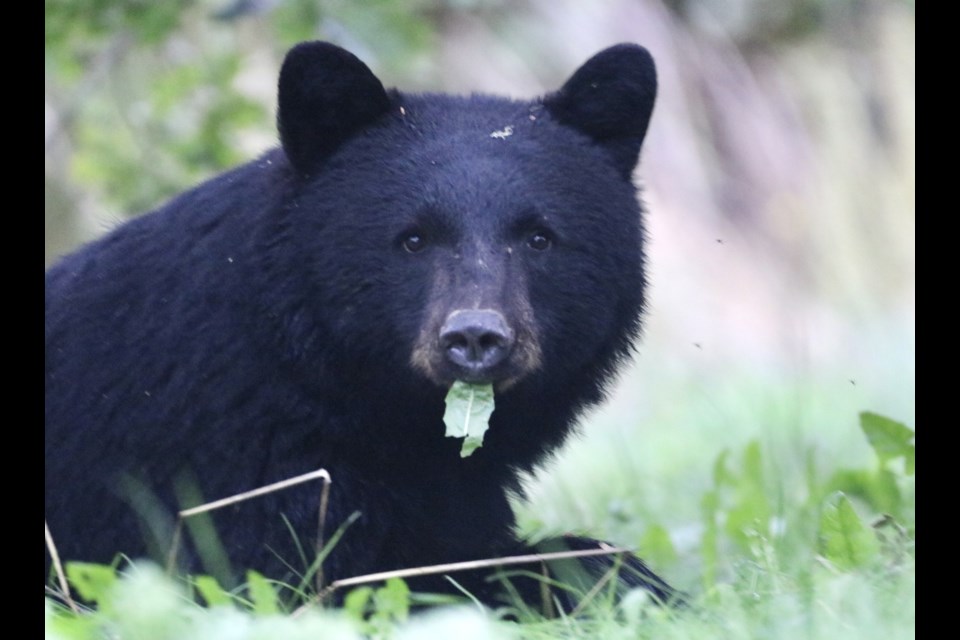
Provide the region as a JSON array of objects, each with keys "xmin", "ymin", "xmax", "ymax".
[{"xmin": 439, "ymin": 309, "xmax": 515, "ymax": 382}]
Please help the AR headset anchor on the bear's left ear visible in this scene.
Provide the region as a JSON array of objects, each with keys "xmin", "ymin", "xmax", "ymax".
[
  {"xmin": 544, "ymin": 44, "xmax": 657, "ymax": 180},
  {"xmin": 278, "ymin": 41, "xmax": 393, "ymax": 173}
]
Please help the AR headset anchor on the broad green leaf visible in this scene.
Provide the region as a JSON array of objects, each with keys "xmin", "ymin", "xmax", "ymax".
[
  {"xmin": 65, "ymin": 562, "xmax": 117, "ymax": 603},
  {"xmin": 819, "ymin": 492, "xmax": 881, "ymax": 570},
  {"xmin": 193, "ymin": 575, "xmax": 233, "ymax": 608},
  {"xmin": 860, "ymin": 412, "xmax": 914, "ymax": 474},
  {"xmin": 826, "ymin": 468, "xmax": 903, "ymax": 517},
  {"xmin": 373, "ymin": 578, "xmax": 411, "ymax": 623},
  {"xmin": 343, "ymin": 586, "xmax": 374, "ymax": 619},
  {"xmin": 246, "ymin": 570, "xmax": 280, "ymax": 615},
  {"xmin": 443, "ymin": 382, "xmax": 495, "ymax": 457}
]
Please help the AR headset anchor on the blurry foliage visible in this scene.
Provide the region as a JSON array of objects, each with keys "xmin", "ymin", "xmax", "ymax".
[
  {"xmin": 45, "ymin": 1, "xmax": 188, "ymax": 48},
  {"xmin": 67, "ymin": 50, "xmax": 265, "ymax": 216},
  {"xmin": 698, "ymin": 412, "xmax": 913, "ymax": 592},
  {"xmin": 44, "ymin": 0, "xmax": 440, "ymax": 264},
  {"xmin": 663, "ymin": 0, "xmax": 912, "ymax": 46},
  {"xmin": 46, "ymin": 412, "xmax": 914, "ymax": 637}
]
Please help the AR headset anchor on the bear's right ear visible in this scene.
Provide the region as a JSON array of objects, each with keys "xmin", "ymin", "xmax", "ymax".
[{"xmin": 278, "ymin": 42, "xmax": 392, "ymax": 173}]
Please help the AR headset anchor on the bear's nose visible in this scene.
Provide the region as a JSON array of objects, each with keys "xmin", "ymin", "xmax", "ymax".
[{"xmin": 439, "ymin": 309, "xmax": 515, "ymax": 379}]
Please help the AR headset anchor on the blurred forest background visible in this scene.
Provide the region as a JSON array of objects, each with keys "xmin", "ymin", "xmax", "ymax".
[{"xmin": 45, "ymin": 0, "xmax": 914, "ymax": 589}]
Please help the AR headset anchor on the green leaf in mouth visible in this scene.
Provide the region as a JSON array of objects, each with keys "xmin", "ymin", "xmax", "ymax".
[{"xmin": 443, "ymin": 381, "xmax": 495, "ymax": 457}]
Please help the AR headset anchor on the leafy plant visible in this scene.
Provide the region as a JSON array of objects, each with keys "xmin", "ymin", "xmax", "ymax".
[{"xmin": 45, "ymin": 411, "xmax": 914, "ymax": 639}]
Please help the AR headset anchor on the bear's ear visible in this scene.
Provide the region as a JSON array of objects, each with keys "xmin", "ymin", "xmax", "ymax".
[
  {"xmin": 544, "ymin": 44, "xmax": 657, "ymax": 180},
  {"xmin": 277, "ymin": 41, "xmax": 392, "ymax": 173}
]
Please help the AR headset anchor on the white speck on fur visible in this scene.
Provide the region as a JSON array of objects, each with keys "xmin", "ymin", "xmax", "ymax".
[{"xmin": 490, "ymin": 126, "xmax": 513, "ymax": 139}]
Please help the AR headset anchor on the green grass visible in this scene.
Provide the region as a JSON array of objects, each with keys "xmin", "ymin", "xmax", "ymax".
[{"xmin": 45, "ymin": 405, "xmax": 914, "ymax": 639}]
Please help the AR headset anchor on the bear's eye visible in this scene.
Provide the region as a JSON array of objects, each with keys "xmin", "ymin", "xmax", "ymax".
[
  {"xmin": 527, "ymin": 231, "xmax": 552, "ymax": 251},
  {"xmin": 402, "ymin": 233, "xmax": 427, "ymax": 253}
]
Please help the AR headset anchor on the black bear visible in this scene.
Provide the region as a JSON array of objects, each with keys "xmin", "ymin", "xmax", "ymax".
[{"xmin": 45, "ymin": 41, "xmax": 673, "ymax": 610}]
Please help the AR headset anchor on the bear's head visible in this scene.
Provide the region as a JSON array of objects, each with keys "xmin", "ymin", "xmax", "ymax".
[{"xmin": 268, "ymin": 42, "xmax": 656, "ymax": 457}]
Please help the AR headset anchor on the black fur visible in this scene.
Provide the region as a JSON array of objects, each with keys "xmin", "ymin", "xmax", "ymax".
[{"xmin": 45, "ymin": 41, "xmax": 673, "ymax": 611}]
